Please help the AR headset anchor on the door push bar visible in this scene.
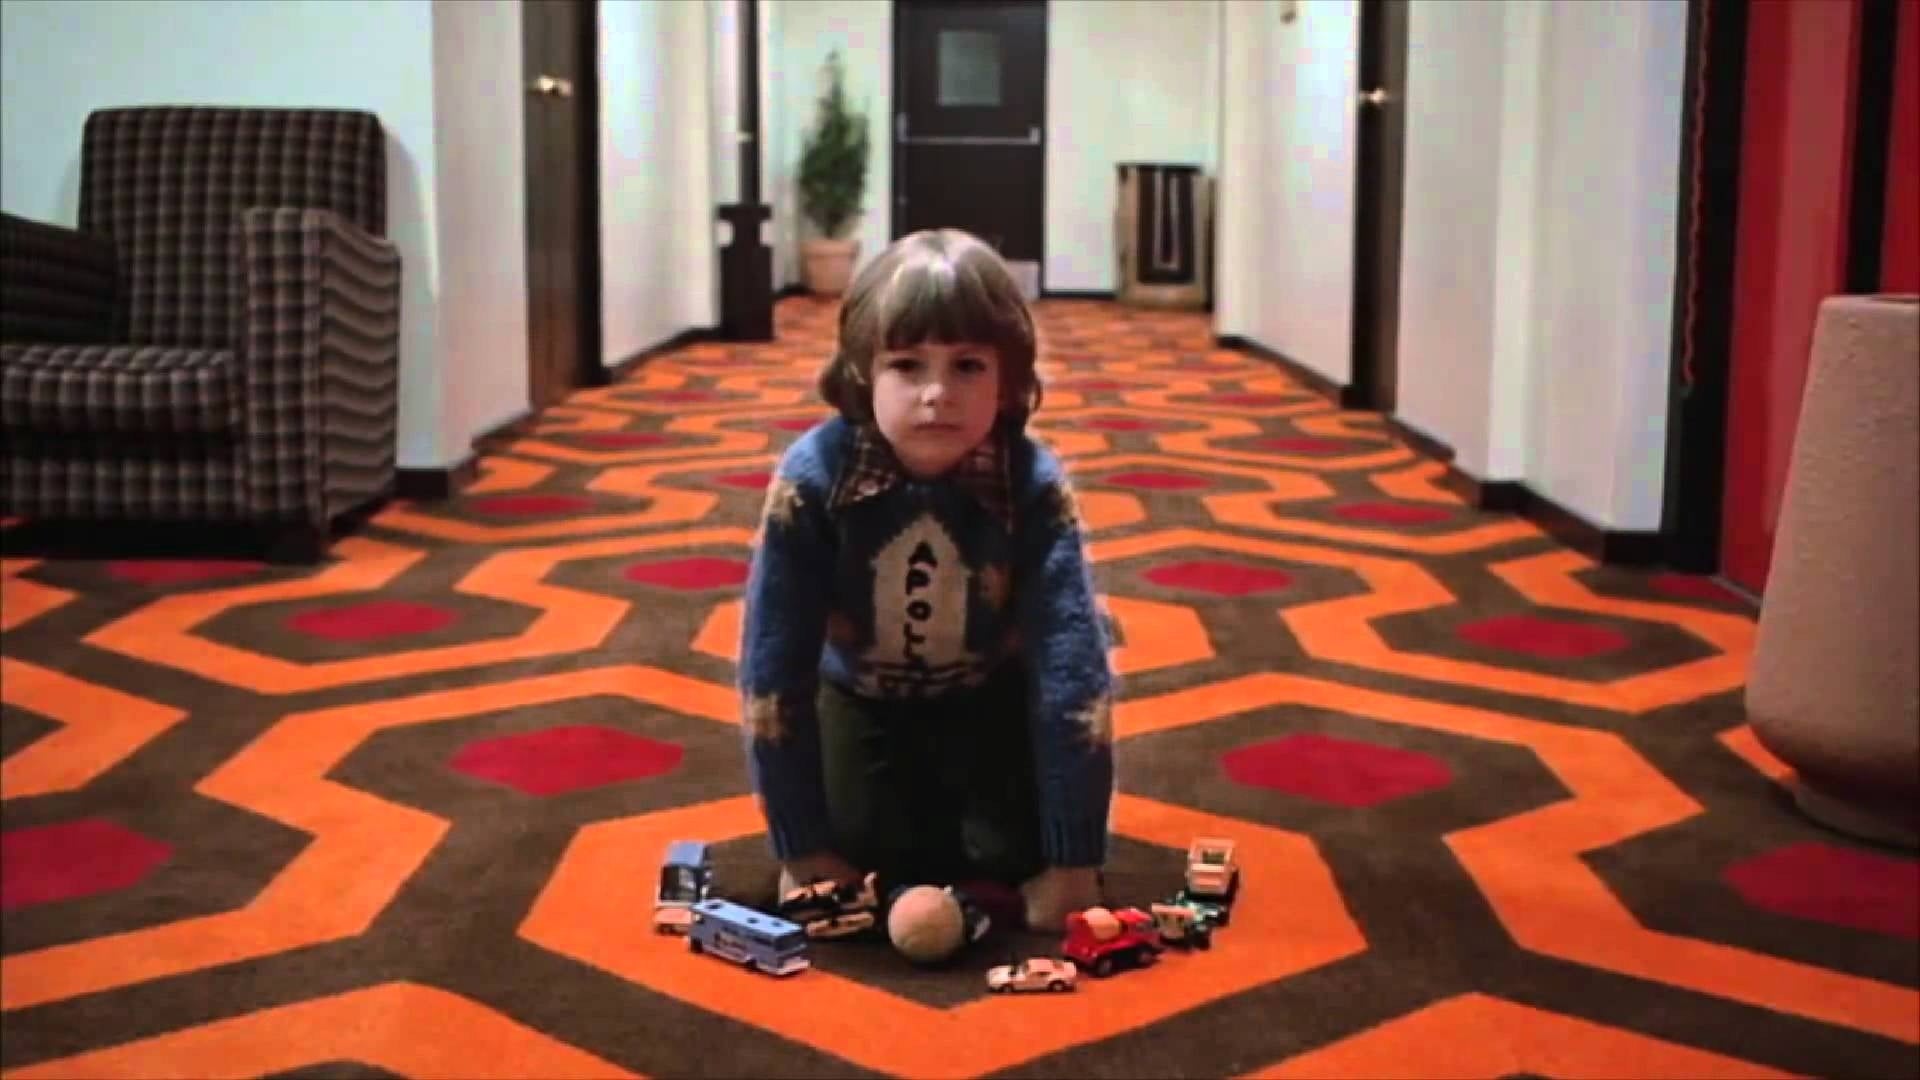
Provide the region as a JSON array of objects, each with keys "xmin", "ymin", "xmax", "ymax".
[{"xmin": 896, "ymin": 114, "xmax": 1040, "ymax": 146}]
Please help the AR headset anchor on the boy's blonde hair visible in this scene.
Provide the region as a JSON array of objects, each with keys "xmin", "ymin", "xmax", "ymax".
[{"xmin": 817, "ymin": 228, "xmax": 1042, "ymax": 429}]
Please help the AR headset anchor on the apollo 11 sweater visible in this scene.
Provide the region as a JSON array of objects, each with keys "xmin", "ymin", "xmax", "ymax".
[{"xmin": 738, "ymin": 415, "xmax": 1115, "ymax": 868}]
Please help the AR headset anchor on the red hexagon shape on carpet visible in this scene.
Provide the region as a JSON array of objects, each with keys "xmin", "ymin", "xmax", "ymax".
[
  {"xmin": 1455, "ymin": 614, "xmax": 1630, "ymax": 660},
  {"xmin": 575, "ymin": 432, "xmax": 673, "ymax": 449},
  {"xmin": 714, "ymin": 471, "xmax": 773, "ymax": 491},
  {"xmin": 1222, "ymin": 732, "xmax": 1453, "ymax": 808},
  {"xmin": 469, "ymin": 494, "xmax": 597, "ymax": 517},
  {"xmin": 449, "ymin": 724, "xmax": 685, "ymax": 796},
  {"xmin": 1, "ymin": 818, "xmax": 173, "ymax": 911},
  {"xmin": 1333, "ymin": 501, "xmax": 1454, "ymax": 526},
  {"xmin": 624, "ymin": 556, "xmax": 750, "ymax": 591},
  {"xmin": 1252, "ymin": 436, "xmax": 1353, "ymax": 454},
  {"xmin": 625, "ymin": 389, "xmax": 723, "ymax": 404},
  {"xmin": 1723, "ymin": 841, "xmax": 1919, "ymax": 939},
  {"xmin": 1209, "ymin": 393, "xmax": 1298, "ymax": 407},
  {"xmin": 1144, "ymin": 559, "xmax": 1294, "ymax": 597},
  {"xmin": 107, "ymin": 559, "xmax": 268, "ymax": 586},
  {"xmin": 1103, "ymin": 471, "xmax": 1213, "ymax": 492},
  {"xmin": 1649, "ymin": 572, "xmax": 1745, "ymax": 605},
  {"xmin": 1085, "ymin": 417, "xmax": 1179, "ymax": 432},
  {"xmin": 287, "ymin": 600, "xmax": 460, "ymax": 642}
]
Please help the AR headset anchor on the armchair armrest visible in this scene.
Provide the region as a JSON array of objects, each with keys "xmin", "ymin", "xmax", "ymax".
[
  {"xmin": 1, "ymin": 212, "xmax": 122, "ymax": 345},
  {"xmin": 238, "ymin": 207, "xmax": 402, "ymax": 523}
]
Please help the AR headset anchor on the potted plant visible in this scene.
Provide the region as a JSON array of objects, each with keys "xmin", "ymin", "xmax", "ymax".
[{"xmin": 798, "ymin": 50, "xmax": 870, "ymax": 295}]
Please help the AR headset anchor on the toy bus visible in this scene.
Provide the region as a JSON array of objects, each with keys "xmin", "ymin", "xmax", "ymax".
[{"xmin": 685, "ymin": 898, "xmax": 810, "ymax": 976}]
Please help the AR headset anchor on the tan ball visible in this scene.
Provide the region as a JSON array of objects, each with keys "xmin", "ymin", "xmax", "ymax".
[{"xmin": 886, "ymin": 885, "xmax": 964, "ymax": 965}]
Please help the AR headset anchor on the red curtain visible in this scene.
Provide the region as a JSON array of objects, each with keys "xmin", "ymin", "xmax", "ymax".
[
  {"xmin": 1719, "ymin": 0, "xmax": 1864, "ymax": 595},
  {"xmin": 1880, "ymin": 0, "xmax": 1919, "ymax": 291}
]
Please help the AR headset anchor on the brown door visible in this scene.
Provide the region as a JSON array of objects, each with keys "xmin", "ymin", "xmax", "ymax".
[
  {"xmin": 523, "ymin": 0, "xmax": 603, "ymax": 409},
  {"xmin": 892, "ymin": 0, "xmax": 1047, "ymax": 295},
  {"xmin": 1350, "ymin": 0, "xmax": 1409, "ymax": 414}
]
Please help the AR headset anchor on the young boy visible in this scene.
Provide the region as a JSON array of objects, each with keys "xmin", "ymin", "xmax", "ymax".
[{"xmin": 737, "ymin": 228, "xmax": 1112, "ymax": 932}]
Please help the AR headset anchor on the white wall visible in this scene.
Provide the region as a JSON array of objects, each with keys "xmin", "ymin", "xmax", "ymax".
[
  {"xmin": 1485, "ymin": 0, "xmax": 1545, "ymax": 481},
  {"xmin": 432, "ymin": 0, "xmax": 529, "ymax": 465},
  {"xmin": 1213, "ymin": 0, "xmax": 1359, "ymax": 387},
  {"xmin": 600, "ymin": 0, "xmax": 717, "ymax": 367},
  {"xmin": 1394, "ymin": 0, "xmax": 1506, "ymax": 477},
  {"xmin": 711, "ymin": 0, "xmax": 742, "ymax": 207},
  {"xmin": 1395, "ymin": 0, "xmax": 1685, "ymax": 529},
  {"xmin": 1, "ymin": 0, "xmax": 722, "ymax": 471},
  {"xmin": 0, "ymin": 0, "xmax": 448, "ymax": 469},
  {"xmin": 769, "ymin": 0, "xmax": 892, "ymax": 287},
  {"xmin": 1214, "ymin": 0, "xmax": 1266, "ymax": 345},
  {"xmin": 762, "ymin": 0, "xmax": 1221, "ymax": 294},
  {"xmin": 1044, "ymin": 0, "xmax": 1220, "ymax": 292}
]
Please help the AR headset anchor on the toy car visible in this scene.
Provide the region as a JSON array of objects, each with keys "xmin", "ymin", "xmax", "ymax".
[
  {"xmin": 652, "ymin": 840, "xmax": 713, "ymax": 934},
  {"xmin": 778, "ymin": 870, "xmax": 880, "ymax": 939},
  {"xmin": 1184, "ymin": 836, "xmax": 1239, "ymax": 901},
  {"xmin": 1062, "ymin": 905, "xmax": 1163, "ymax": 977},
  {"xmin": 1149, "ymin": 902, "xmax": 1214, "ymax": 949},
  {"xmin": 986, "ymin": 956, "xmax": 1078, "ymax": 993}
]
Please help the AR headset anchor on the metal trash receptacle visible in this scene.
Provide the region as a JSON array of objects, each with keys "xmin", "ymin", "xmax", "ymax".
[{"xmin": 1115, "ymin": 162, "xmax": 1211, "ymax": 310}]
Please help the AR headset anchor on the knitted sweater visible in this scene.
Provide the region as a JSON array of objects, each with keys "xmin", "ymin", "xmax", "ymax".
[{"xmin": 738, "ymin": 415, "xmax": 1115, "ymax": 867}]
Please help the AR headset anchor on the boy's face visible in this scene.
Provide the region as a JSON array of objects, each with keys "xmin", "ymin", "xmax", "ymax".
[{"xmin": 870, "ymin": 340, "xmax": 1002, "ymax": 478}]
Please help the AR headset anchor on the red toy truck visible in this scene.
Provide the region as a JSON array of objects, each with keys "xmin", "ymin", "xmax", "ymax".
[{"xmin": 1061, "ymin": 906, "xmax": 1163, "ymax": 977}]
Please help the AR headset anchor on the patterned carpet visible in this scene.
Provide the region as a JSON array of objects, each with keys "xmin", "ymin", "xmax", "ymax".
[{"xmin": 1, "ymin": 297, "xmax": 1915, "ymax": 1079}]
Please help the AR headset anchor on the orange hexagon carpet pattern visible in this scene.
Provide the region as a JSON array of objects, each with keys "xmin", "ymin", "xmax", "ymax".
[{"xmin": 2, "ymin": 298, "xmax": 1914, "ymax": 1078}]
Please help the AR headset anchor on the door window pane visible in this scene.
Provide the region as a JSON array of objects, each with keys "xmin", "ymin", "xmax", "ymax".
[{"xmin": 938, "ymin": 30, "xmax": 1001, "ymax": 107}]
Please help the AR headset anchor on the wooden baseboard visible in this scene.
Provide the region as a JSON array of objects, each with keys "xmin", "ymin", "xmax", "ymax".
[
  {"xmin": 1215, "ymin": 334, "xmax": 1366, "ymax": 409},
  {"xmin": 1381, "ymin": 414, "xmax": 1455, "ymax": 465},
  {"xmin": 1414, "ymin": 437, "xmax": 1664, "ymax": 567},
  {"xmin": 395, "ymin": 456, "xmax": 480, "ymax": 500}
]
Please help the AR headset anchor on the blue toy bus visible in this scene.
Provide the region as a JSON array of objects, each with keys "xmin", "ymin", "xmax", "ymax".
[{"xmin": 685, "ymin": 898, "xmax": 809, "ymax": 976}]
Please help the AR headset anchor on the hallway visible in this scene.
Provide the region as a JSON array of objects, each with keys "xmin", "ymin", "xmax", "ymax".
[{"xmin": 3, "ymin": 298, "xmax": 1911, "ymax": 1077}]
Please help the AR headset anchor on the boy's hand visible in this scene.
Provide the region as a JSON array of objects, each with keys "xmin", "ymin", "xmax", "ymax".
[
  {"xmin": 1020, "ymin": 865, "xmax": 1103, "ymax": 931},
  {"xmin": 780, "ymin": 851, "xmax": 862, "ymax": 894}
]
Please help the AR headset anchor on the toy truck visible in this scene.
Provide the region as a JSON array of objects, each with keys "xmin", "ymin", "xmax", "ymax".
[
  {"xmin": 1061, "ymin": 905, "xmax": 1163, "ymax": 977},
  {"xmin": 652, "ymin": 840, "xmax": 713, "ymax": 934},
  {"xmin": 1184, "ymin": 836, "xmax": 1240, "ymax": 902},
  {"xmin": 1167, "ymin": 890, "xmax": 1232, "ymax": 928},
  {"xmin": 1149, "ymin": 901, "xmax": 1215, "ymax": 949}
]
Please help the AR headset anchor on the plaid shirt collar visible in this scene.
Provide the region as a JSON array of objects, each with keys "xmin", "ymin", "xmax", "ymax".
[{"xmin": 830, "ymin": 421, "xmax": 1014, "ymax": 527}]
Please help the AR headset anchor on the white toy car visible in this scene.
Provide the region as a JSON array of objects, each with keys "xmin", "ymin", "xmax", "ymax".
[{"xmin": 986, "ymin": 956, "xmax": 1079, "ymax": 993}]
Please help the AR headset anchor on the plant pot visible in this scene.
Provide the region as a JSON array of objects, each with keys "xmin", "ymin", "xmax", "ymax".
[{"xmin": 802, "ymin": 237, "xmax": 861, "ymax": 296}]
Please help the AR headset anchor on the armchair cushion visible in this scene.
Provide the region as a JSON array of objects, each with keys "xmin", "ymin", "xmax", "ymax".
[
  {"xmin": 1, "ymin": 343, "xmax": 240, "ymax": 433},
  {"xmin": 0, "ymin": 212, "xmax": 121, "ymax": 345}
]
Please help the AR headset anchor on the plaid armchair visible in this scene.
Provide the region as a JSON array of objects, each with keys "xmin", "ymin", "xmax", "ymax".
[{"xmin": 0, "ymin": 107, "xmax": 401, "ymax": 555}]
